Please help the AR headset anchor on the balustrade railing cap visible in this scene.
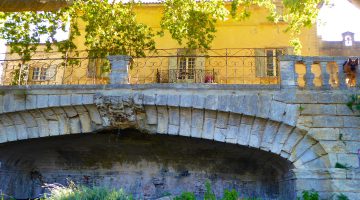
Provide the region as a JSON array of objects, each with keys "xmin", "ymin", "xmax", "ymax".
[
  {"xmin": 279, "ymin": 55, "xmax": 353, "ymax": 62},
  {"xmin": 108, "ymin": 55, "xmax": 132, "ymax": 61}
]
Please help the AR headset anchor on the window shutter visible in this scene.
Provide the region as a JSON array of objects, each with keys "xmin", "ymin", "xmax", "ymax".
[
  {"xmin": 195, "ymin": 55, "xmax": 206, "ymax": 82},
  {"xmin": 46, "ymin": 65, "xmax": 57, "ymax": 81},
  {"xmin": 255, "ymin": 49, "xmax": 266, "ymax": 77},
  {"xmin": 168, "ymin": 56, "xmax": 177, "ymax": 83}
]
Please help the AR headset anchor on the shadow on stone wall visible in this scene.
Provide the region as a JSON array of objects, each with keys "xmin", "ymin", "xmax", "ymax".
[{"xmin": 0, "ymin": 129, "xmax": 295, "ymax": 199}]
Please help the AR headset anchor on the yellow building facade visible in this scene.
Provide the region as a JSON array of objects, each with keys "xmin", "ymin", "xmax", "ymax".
[{"xmin": 2, "ymin": 3, "xmax": 320, "ymax": 85}]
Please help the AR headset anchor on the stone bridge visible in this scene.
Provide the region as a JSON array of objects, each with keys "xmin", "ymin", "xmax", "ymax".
[{"xmin": 0, "ymin": 55, "xmax": 359, "ymax": 199}]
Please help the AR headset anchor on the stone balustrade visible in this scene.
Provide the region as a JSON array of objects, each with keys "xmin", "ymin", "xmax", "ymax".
[{"xmin": 280, "ymin": 55, "xmax": 360, "ymax": 89}]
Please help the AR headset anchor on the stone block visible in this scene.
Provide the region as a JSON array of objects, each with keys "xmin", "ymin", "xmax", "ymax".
[
  {"xmin": 243, "ymin": 95, "xmax": 258, "ymax": 116},
  {"xmin": 133, "ymin": 93, "xmax": 144, "ymax": 105},
  {"xmin": 179, "ymin": 108, "xmax": 191, "ymax": 137},
  {"xmin": 41, "ymin": 109, "xmax": 58, "ymax": 121},
  {"xmin": 308, "ymin": 128, "xmax": 339, "ymax": 140},
  {"xmin": 35, "ymin": 118, "xmax": 49, "ymax": 138},
  {"xmin": 289, "ymin": 136, "xmax": 317, "ymax": 162},
  {"xmin": 48, "ymin": 95, "xmax": 60, "ymax": 107},
  {"xmin": 3, "ymin": 94, "xmax": 14, "ymax": 112},
  {"xmin": 69, "ymin": 117, "xmax": 81, "ymax": 134},
  {"xmin": 167, "ymin": 94, "xmax": 180, "ymax": 107},
  {"xmin": 63, "ymin": 106, "xmax": 78, "ymax": 118},
  {"xmin": 0, "ymin": 114, "xmax": 13, "ymax": 126},
  {"xmin": 15, "ymin": 124, "xmax": 28, "ymax": 140},
  {"xmin": 269, "ymin": 101, "xmax": 286, "ymax": 122},
  {"xmin": 283, "ymin": 104, "xmax": 299, "ymax": 126},
  {"xmin": 25, "ymin": 95, "xmax": 37, "ymax": 110},
  {"xmin": 143, "ymin": 94, "xmax": 156, "ymax": 105},
  {"xmin": 0, "ymin": 95, "xmax": 3, "ymax": 114},
  {"xmin": 202, "ymin": 116, "xmax": 215, "ymax": 140},
  {"xmin": 317, "ymin": 93, "xmax": 348, "ymax": 104},
  {"xmin": 296, "ymin": 116, "xmax": 313, "ymax": 130},
  {"xmin": 48, "ymin": 120, "xmax": 60, "ymax": 136},
  {"xmin": 320, "ymin": 141, "xmax": 346, "ymax": 154},
  {"xmin": 215, "ymin": 112, "xmax": 228, "ymax": 129},
  {"xmin": 86, "ymin": 106, "xmax": 102, "ymax": 125},
  {"xmin": 225, "ymin": 125, "xmax": 238, "ymax": 144},
  {"xmin": 157, "ymin": 107, "xmax": 168, "ymax": 134},
  {"xmin": 214, "ymin": 128, "xmax": 226, "ymax": 142},
  {"xmin": 21, "ymin": 112, "xmax": 37, "ymax": 128},
  {"xmin": 260, "ymin": 121, "xmax": 280, "ymax": 151},
  {"xmin": 270, "ymin": 124, "xmax": 293, "ymax": 154},
  {"xmin": 217, "ymin": 95, "xmax": 230, "ymax": 111},
  {"xmin": 27, "ymin": 127, "xmax": 39, "ymax": 139},
  {"xmin": 168, "ymin": 107, "xmax": 180, "ymax": 126},
  {"xmin": 227, "ymin": 113, "xmax": 241, "ymax": 126},
  {"xmin": 240, "ymin": 115, "xmax": 254, "ymax": 125},
  {"xmin": 237, "ymin": 124, "xmax": 252, "ymax": 146},
  {"xmin": 145, "ymin": 106, "xmax": 157, "ymax": 125},
  {"xmin": 337, "ymin": 104, "xmax": 358, "ymax": 115},
  {"xmin": 37, "ymin": 95, "xmax": 49, "ymax": 108},
  {"xmin": 249, "ymin": 118, "xmax": 267, "ymax": 148},
  {"xmin": 168, "ymin": 124, "xmax": 179, "ymax": 135},
  {"xmin": 190, "ymin": 109, "xmax": 203, "ymax": 138},
  {"xmin": 57, "ymin": 115, "xmax": 70, "ymax": 135},
  {"xmin": 192, "ymin": 95, "xmax": 205, "ymax": 109},
  {"xmin": 60, "ymin": 95, "xmax": 71, "ymax": 106},
  {"xmin": 5, "ymin": 126, "xmax": 17, "ymax": 142},
  {"xmin": 345, "ymin": 141, "xmax": 360, "ymax": 154},
  {"xmin": 14, "ymin": 95, "xmax": 26, "ymax": 111},
  {"xmin": 155, "ymin": 94, "xmax": 168, "ymax": 106},
  {"xmin": 343, "ymin": 116, "xmax": 360, "ymax": 128},
  {"xmin": 282, "ymin": 128, "xmax": 305, "ymax": 153},
  {"xmin": 256, "ymin": 95, "xmax": 272, "ymax": 119},
  {"xmin": 204, "ymin": 95, "xmax": 218, "ymax": 110},
  {"xmin": 230, "ymin": 95, "xmax": 245, "ymax": 114},
  {"xmin": 0, "ymin": 124, "xmax": 6, "ymax": 143},
  {"xmin": 9, "ymin": 113, "xmax": 24, "ymax": 125},
  {"xmin": 337, "ymin": 153, "xmax": 359, "ymax": 168},
  {"xmin": 82, "ymin": 94, "xmax": 94, "ymax": 105},
  {"xmin": 313, "ymin": 116, "xmax": 343, "ymax": 128},
  {"xmin": 180, "ymin": 94, "xmax": 192, "ymax": 107},
  {"xmin": 340, "ymin": 128, "xmax": 360, "ymax": 141},
  {"xmin": 79, "ymin": 112, "xmax": 93, "ymax": 133}
]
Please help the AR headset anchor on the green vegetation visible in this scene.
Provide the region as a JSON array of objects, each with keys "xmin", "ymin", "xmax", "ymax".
[
  {"xmin": 0, "ymin": 0, "xmax": 324, "ymax": 61},
  {"xmin": 38, "ymin": 182, "xmax": 133, "ymax": 200},
  {"xmin": 346, "ymin": 94, "xmax": 360, "ymax": 113},
  {"xmin": 298, "ymin": 190, "xmax": 319, "ymax": 200},
  {"xmin": 336, "ymin": 193, "xmax": 350, "ymax": 200},
  {"xmin": 335, "ymin": 162, "xmax": 351, "ymax": 170}
]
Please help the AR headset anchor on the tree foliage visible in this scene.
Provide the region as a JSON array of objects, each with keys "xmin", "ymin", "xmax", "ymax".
[{"xmin": 0, "ymin": 0, "xmax": 325, "ymax": 59}]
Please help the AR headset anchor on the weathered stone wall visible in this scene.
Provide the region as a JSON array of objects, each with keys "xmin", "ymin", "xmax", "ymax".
[
  {"xmin": 0, "ymin": 84, "xmax": 358, "ymax": 199},
  {"xmin": 0, "ymin": 131, "xmax": 295, "ymax": 199}
]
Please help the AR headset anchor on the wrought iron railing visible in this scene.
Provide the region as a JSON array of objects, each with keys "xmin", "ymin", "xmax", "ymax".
[{"xmin": 0, "ymin": 48, "xmax": 286, "ymax": 85}]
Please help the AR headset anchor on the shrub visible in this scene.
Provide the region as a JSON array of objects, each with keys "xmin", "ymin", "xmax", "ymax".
[
  {"xmin": 337, "ymin": 193, "xmax": 350, "ymax": 200},
  {"xmin": 221, "ymin": 189, "xmax": 238, "ymax": 200},
  {"xmin": 174, "ymin": 192, "xmax": 196, "ymax": 200},
  {"xmin": 40, "ymin": 182, "xmax": 133, "ymax": 200},
  {"xmin": 299, "ymin": 190, "xmax": 319, "ymax": 200}
]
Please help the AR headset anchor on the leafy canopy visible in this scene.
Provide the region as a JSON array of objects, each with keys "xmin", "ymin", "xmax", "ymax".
[{"xmin": 0, "ymin": 0, "xmax": 324, "ymax": 60}]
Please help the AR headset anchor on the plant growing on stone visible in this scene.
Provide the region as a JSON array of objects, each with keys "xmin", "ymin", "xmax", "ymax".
[
  {"xmin": 174, "ymin": 192, "xmax": 196, "ymax": 200},
  {"xmin": 336, "ymin": 193, "xmax": 350, "ymax": 200},
  {"xmin": 346, "ymin": 94, "xmax": 360, "ymax": 113},
  {"xmin": 335, "ymin": 162, "xmax": 351, "ymax": 170},
  {"xmin": 298, "ymin": 190, "xmax": 319, "ymax": 200},
  {"xmin": 221, "ymin": 189, "xmax": 238, "ymax": 200}
]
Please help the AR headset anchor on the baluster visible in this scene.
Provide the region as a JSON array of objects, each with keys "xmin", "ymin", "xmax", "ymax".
[
  {"xmin": 303, "ymin": 60, "xmax": 315, "ymax": 89},
  {"xmin": 320, "ymin": 62, "xmax": 331, "ymax": 89},
  {"xmin": 279, "ymin": 58, "xmax": 297, "ymax": 88},
  {"xmin": 357, "ymin": 59, "xmax": 360, "ymax": 88},
  {"xmin": 336, "ymin": 60, "xmax": 347, "ymax": 89}
]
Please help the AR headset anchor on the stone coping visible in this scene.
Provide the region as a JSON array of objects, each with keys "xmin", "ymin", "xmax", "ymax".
[
  {"xmin": 0, "ymin": 84, "xmax": 281, "ymax": 91},
  {"xmin": 279, "ymin": 55, "xmax": 358, "ymax": 62}
]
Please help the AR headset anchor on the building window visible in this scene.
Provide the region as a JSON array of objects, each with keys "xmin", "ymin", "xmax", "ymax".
[
  {"xmin": 178, "ymin": 57, "xmax": 196, "ymax": 80},
  {"xmin": 344, "ymin": 35, "xmax": 353, "ymax": 46},
  {"xmin": 32, "ymin": 65, "xmax": 56, "ymax": 81},
  {"xmin": 255, "ymin": 49, "xmax": 283, "ymax": 77}
]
